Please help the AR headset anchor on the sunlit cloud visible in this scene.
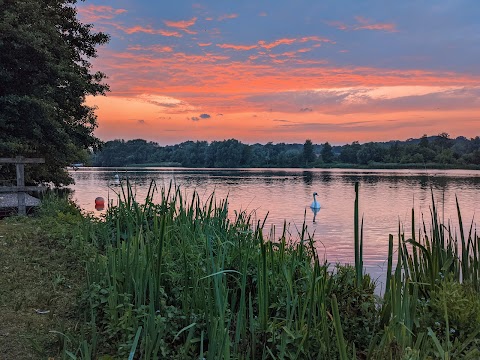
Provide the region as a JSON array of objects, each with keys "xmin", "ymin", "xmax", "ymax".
[
  {"xmin": 77, "ymin": 5, "xmax": 126, "ymax": 22},
  {"xmin": 164, "ymin": 17, "xmax": 197, "ymax": 29},
  {"xmin": 246, "ymin": 86, "xmax": 480, "ymax": 115},
  {"xmin": 128, "ymin": 45, "xmax": 174, "ymax": 52},
  {"xmin": 164, "ymin": 17, "xmax": 197, "ymax": 34},
  {"xmin": 299, "ymin": 36, "xmax": 335, "ymax": 44},
  {"xmin": 217, "ymin": 43, "xmax": 257, "ymax": 50},
  {"xmin": 258, "ymin": 38, "xmax": 297, "ymax": 49},
  {"xmin": 327, "ymin": 17, "xmax": 397, "ymax": 32},
  {"xmin": 114, "ymin": 24, "xmax": 183, "ymax": 37},
  {"xmin": 354, "ymin": 16, "xmax": 397, "ymax": 32},
  {"xmin": 136, "ymin": 94, "xmax": 196, "ymax": 113},
  {"xmin": 218, "ymin": 13, "xmax": 238, "ymax": 21},
  {"xmin": 81, "ymin": 1, "xmax": 480, "ymax": 144}
]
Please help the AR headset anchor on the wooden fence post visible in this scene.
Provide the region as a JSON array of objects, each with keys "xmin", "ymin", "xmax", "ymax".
[
  {"xmin": 0, "ymin": 157, "xmax": 45, "ymax": 216},
  {"xmin": 16, "ymin": 156, "xmax": 26, "ymax": 215}
]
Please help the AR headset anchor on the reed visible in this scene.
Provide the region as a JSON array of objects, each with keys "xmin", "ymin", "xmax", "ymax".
[{"xmin": 58, "ymin": 180, "xmax": 480, "ymax": 359}]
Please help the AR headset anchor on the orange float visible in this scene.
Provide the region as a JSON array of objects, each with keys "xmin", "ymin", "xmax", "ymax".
[{"xmin": 95, "ymin": 197, "xmax": 105, "ymax": 211}]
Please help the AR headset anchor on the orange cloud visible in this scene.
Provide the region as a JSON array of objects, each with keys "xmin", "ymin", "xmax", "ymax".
[
  {"xmin": 96, "ymin": 48, "xmax": 480, "ymax": 107},
  {"xmin": 354, "ymin": 16, "xmax": 397, "ymax": 32},
  {"xmin": 258, "ymin": 38, "xmax": 297, "ymax": 49},
  {"xmin": 299, "ymin": 36, "xmax": 335, "ymax": 44},
  {"xmin": 218, "ymin": 14, "xmax": 238, "ymax": 21},
  {"xmin": 114, "ymin": 25, "xmax": 183, "ymax": 37},
  {"xmin": 327, "ymin": 17, "xmax": 397, "ymax": 33},
  {"xmin": 77, "ymin": 5, "xmax": 126, "ymax": 22},
  {"xmin": 128, "ymin": 45, "xmax": 174, "ymax": 53},
  {"xmin": 198, "ymin": 42, "xmax": 212, "ymax": 47},
  {"xmin": 164, "ymin": 17, "xmax": 197, "ymax": 29},
  {"xmin": 217, "ymin": 43, "xmax": 258, "ymax": 51}
]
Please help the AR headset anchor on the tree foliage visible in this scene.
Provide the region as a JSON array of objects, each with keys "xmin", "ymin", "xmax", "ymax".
[
  {"xmin": 302, "ymin": 139, "xmax": 316, "ymax": 165},
  {"xmin": 0, "ymin": 0, "xmax": 109, "ymax": 185},
  {"xmin": 321, "ymin": 142, "xmax": 334, "ymax": 163},
  {"xmin": 92, "ymin": 134, "xmax": 480, "ymax": 169}
]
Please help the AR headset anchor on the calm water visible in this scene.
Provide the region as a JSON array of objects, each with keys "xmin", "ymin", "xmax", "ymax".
[{"xmin": 69, "ymin": 168, "xmax": 480, "ymax": 288}]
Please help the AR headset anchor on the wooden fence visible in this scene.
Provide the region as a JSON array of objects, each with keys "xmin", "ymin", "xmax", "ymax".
[{"xmin": 0, "ymin": 156, "xmax": 46, "ymax": 215}]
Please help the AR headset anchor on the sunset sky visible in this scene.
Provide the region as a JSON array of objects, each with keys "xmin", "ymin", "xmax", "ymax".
[{"xmin": 78, "ymin": 0, "xmax": 480, "ymax": 145}]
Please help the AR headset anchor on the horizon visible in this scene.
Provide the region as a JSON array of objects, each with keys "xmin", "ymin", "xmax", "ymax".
[
  {"xmin": 79, "ymin": 1, "xmax": 480, "ymax": 145},
  {"xmin": 103, "ymin": 133, "xmax": 470, "ymax": 148}
]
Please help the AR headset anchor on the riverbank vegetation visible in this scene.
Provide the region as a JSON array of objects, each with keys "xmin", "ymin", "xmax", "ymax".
[
  {"xmin": 91, "ymin": 134, "xmax": 480, "ymax": 169},
  {"xmin": 1, "ymin": 182, "xmax": 480, "ymax": 359}
]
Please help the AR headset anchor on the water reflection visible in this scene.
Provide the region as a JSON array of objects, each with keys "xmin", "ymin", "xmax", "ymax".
[
  {"xmin": 302, "ymin": 171, "xmax": 313, "ymax": 185},
  {"xmin": 69, "ymin": 167, "xmax": 480, "ymax": 283},
  {"xmin": 311, "ymin": 207, "xmax": 320, "ymax": 223}
]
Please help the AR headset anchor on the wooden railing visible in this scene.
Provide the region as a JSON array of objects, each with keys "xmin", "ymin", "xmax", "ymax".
[{"xmin": 0, "ymin": 156, "xmax": 46, "ymax": 215}]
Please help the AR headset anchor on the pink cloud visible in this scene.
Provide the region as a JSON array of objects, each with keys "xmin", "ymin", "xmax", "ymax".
[
  {"xmin": 158, "ymin": 29, "xmax": 183, "ymax": 37},
  {"xmin": 77, "ymin": 5, "xmax": 126, "ymax": 22},
  {"xmin": 217, "ymin": 43, "xmax": 257, "ymax": 51},
  {"xmin": 258, "ymin": 12, "xmax": 268, "ymax": 17},
  {"xmin": 164, "ymin": 17, "xmax": 197, "ymax": 29},
  {"xmin": 258, "ymin": 38, "xmax": 297, "ymax": 49},
  {"xmin": 163, "ymin": 17, "xmax": 197, "ymax": 34},
  {"xmin": 299, "ymin": 36, "xmax": 335, "ymax": 44},
  {"xmin": 198, "ymin": 42, "xmax": 212, "ymax": 47},
  {"xmin": 128, "ymin": 45, "xmax": 174, "ymax": 53},
  {"xmin": 218, "ymin": 14, "xmax": 238, "ymax": 21},
  {"xmin": 114, "ymin": 25, "xmax": 183, "ymax": 37},
  {"xmin": 354, "ymin": 16, "xmax": 397, "ymax": 32},
  {"xmin": 327, "ymin": 17, "xmax": 397, "ymax": 33}
]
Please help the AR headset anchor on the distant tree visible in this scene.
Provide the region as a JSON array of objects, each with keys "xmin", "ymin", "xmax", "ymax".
[
  {"xmin": 0, "ymin": 0, "xmax": 109, "ymax": 185},
  {"xmin": 419, "ymin": 134, "xmax": 429, "ymax": 148},
  {"xmin": 357, "ymin": 142, "xmax": 384, "ymax": 165},
  {"xmin": 303, "ymin": 139, "xmax": 315, "ymax": 165},
  {"xmin": 321, "ymin": 142, "xmax": 334, "ymax": 163},
  {"xmin": 339, "ymin": 141, "xmax": 361, "ymax": 164}
]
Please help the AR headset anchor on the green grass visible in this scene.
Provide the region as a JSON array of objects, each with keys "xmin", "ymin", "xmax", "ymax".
[
  {"xmin": 0, "ymin": 196, "xmax": 91, "ymax": 359},
  {"xmin": 2, "ymin": 182, "xmax": 480, "ymax": 359}
]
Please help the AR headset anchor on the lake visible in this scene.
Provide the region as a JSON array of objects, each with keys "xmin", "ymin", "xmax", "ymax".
[{"xmin": 68, "ymin": 167, "xmax": 480, "ymax": 289}]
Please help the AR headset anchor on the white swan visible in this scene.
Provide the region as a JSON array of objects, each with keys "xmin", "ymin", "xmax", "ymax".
[{"xmin": 310, "ymin": 192, "xmax": 321, "ymax": 209}]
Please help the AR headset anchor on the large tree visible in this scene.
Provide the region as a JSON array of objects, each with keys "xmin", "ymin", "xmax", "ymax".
[
  {"xmin": 302, "ymin": 139, "xmax": 315, "ymax": 165},
  {"xmin": 0, "ymin": 0, "xmax": 109, "ymax": 186}
]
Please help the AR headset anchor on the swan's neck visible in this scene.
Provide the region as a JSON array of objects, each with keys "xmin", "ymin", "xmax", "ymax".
[{"xmin": 313, "ymin": 194, "xmax": 317, "ymax": 200}]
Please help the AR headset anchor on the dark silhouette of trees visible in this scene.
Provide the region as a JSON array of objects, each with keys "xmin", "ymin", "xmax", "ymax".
[
  {"xmin": 303, "ymin": 140, "xmax": 315, "ymax": 165},
  {"xmin": 92, "ymin": 135, "xmax": 480, "ymax": 169},
  {"xmin": 321, "ymin": 142, "xmax": 334, "ymax": 163},
  {"xmin": 0, "ymin": 0, "xmax": 109, "ymax": 185}
]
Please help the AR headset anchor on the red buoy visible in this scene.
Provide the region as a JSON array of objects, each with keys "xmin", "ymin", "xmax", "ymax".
[{"xmin": 95, "ymin": 197, "xmax": 105, "ymax": 211}]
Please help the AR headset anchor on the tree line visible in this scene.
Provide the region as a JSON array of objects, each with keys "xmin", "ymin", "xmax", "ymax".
[{"xmin": 91, "ymin": 134, "xmax": 480, "ymax": 168}]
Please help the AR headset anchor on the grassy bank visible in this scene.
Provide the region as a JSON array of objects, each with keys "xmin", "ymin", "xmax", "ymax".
[
  {"xmin": 99, "ymin": 162, "xmax": 480, "ymax": 170},
  {"xmin": 1, "ymin": 183, "xmax": 480, "ymax": 359},
  {"xmin": 0, "ymin": 198, "xmax": 92, "ymax": 359}
]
